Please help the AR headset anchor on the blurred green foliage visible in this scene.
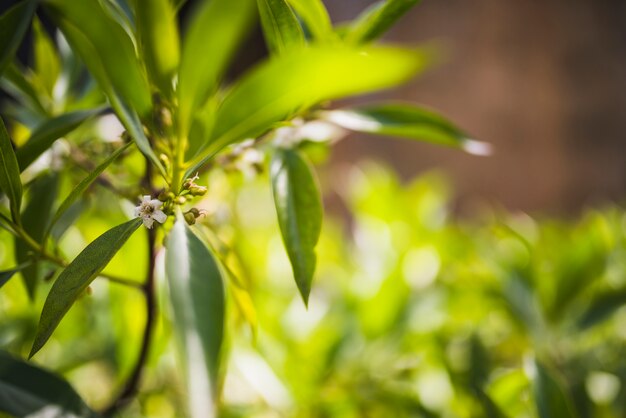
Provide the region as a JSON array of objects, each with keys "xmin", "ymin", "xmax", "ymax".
[{"xmin": 2, "ymin": 159, "xmax": 625, "ymax": 417}]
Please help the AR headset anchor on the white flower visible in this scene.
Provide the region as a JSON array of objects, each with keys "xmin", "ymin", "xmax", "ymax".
[{"xmin": 134, "ymin": 195, "xmax": 167, "ymax": 229}]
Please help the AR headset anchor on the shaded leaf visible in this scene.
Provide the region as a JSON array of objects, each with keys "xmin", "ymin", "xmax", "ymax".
[
  {"xmin": 0, "ymin": 0, "xmax": 37, "ymax": 77},
  {"xmin": 0, "ymin": 262, "xmax": 32, "ymax": 289},
  {"xmin": 45, "ymin": 142, "xmax": 131, "ymax": 240},
  {"xmin": 271, "ymin": 148, "xmax": 322, "ymax": 305},
  {"xmin": 33, "ymin": 18, "xmax": 61, "ymax": 97},
  {"xmin": 16, "ymin": 108, "xmax": 102, "ymax": 171},
  {"xmin": 257, "ymin": 0, "xmax": 305, "ymax": 55},
  {"xmin": 177, "ymin": 0, "xmax": 256, "ymax": 137},
  {"xmin": 45, "ymin": 0, "xmax": 152, "ymax": 116},
  {"xmin": 0, "ymin": 350, "xmax": 99, "ymax": 417},
  {"xmin": 1, "ymin": 63, "xmax": 49, "ymax": 117},
  {"xmin": 189, "ymin": 44, "xmax": 431, "ymax": 174},
  {"xmin": 322, "ymin": 103, "xmax": 491, "ymax": 154},
  {"xmin": 0, "ymin": 117, "xmax": 23, "ymax": 222},
  {"xmin": 30, "ymin": 218, "xmax": 142, "ymax": 357},
  {"xmin": 165, "ymin": 216, "xmax": 226, "ymax": 418},
  {"xmin": 577, "ymin": 287, "xmax": 626, "ymax": 330},
  {"xmin": 530, "ymin": 359, "xmax": 578, "ymax": 418},
  {"xmin": 285, "ymin": 0, "xmax": 333, "ymax": 41},
  {"xmin": 135, "ymin": 0, "xmax": 180, "ymax": 95},
  {"xmin": 15, "ymin": 172, "xmax": 59, "ymax": 299},
  {"xmin": 346, "ymin": 0, "xmax": 421, "ymax": 44}
]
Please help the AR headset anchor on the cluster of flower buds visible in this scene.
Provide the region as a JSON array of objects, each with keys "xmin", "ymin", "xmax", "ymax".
[
  {"xmin": 183, "ymin": 207, "xmax": 206, "ymax": 225},
  {"xmin": 183, "ymin": 174, "xmax": 208, "ymax": 197}
]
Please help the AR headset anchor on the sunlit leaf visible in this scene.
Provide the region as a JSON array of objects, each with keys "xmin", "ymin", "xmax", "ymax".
[
  {"xmin": 45, "ymin": 0, "xmax": 152, "ymax": 116},
  {"xmin": 0, "ymin": 350, "xmax": 99, "ymax": 418},
  {"xmin": 257, "ymin": 0, "xmax": 305, "ymax": 55},
  {"xmin": 16, "ymin": 108, "xmax": 102, "ymax": 171},
  {"xmin": 530, "ymin": 359, "xmax": 578, "ymax": 418},
  {"xmin": 322, "ymin": 103, "xmax": 491, "ymax": 155},
  {"xmin": 285, "ymin": 0, "xmax": 333, "ymax": 41},
  {"xmin": 135, "ymin": 0, "xmax": 180, "ymax": 95},
  {"xmin": 0, "ymin": 0, "xmax": 37, "ymax": 77},
  {"xmin": 30, "ymin": 218, "xmax": 143, "ymax": 358},
  {"xmin": 189, "ymin": 44, "xmax": 431, "ymax": 174},
  {"xmin": 33, "ymin": 18, "xmax": 61, "ymax": 97},
  {"xmin": 346, "ymin": 0, "xmax": 421, "ymax": 44},
  {"xmin": 0, "ymin": 117, "xmax": 23, "ymax": 222},
  {"xmin": 15, "ymin": 172, "xmax": 59, "ymax": 299},
  {"xmin": 165, "ymin": 216, "xmax": 225, "ymax": 418},
  {"xmin": 271, "ymin": 148, "xmax": 322, "ymax": 305},
  {"xmin": 177, "ymin": 0, "xmax": 256, "ymax": 137}
]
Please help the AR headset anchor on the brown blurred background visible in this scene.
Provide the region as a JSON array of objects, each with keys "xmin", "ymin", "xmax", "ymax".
[{"xmin": 326, "ymin": 0, "xmax": 626, "ymax": 215}]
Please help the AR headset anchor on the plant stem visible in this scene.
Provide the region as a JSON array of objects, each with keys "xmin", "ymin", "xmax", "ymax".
[{"xmin": 102, "ymin": 226, "xmax": 157, "ymax": 416}]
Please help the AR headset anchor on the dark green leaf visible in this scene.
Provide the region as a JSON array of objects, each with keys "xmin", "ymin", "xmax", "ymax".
[
  {"xmin": 45, "ymin": 0, "xmax": 152, "ymax": 116},
  {"xmin": 1, "ymin": 63, "xmax": 49, "ymax": 117},
  {"xmin": 0, "ymin": 0, "xmax": 37, "ymax": 77},
  {"xmin": 271, "ymin": 148, "xmax": 322, "ymax": 305},
  {"xmin": 577, "ymin": 287, "xmax": 626, "ymax": 330},
  {"xmin": 16, "ymin": 109, "xmax": 102, "ymax": 171},
  {"xmin": 188, "ymin": 44, "xmax": 431, "ymax": 174},
  {"xmin": 0, "ymin": 117, "xmax": 23, "ymax": 222},
  {"xmin": 0, "ymin": 262, "xmax": 31, "ymax": 289},
  {"xmin": 257, "ymin": 0, "xmax": 305, "ymax": 55},
  {"xmin": 177, "ymin": 0, "xmax": 256, "ymax": 137},
  {"xmin": 30, "ymin": 218, "xmax": 143, "ymax": 357},
  {"xmin": 135, "ymin": 0, "xmax": 180, "ymax": 95},
  {"xmin": 346, "ymin": 0, "xmax": 421, "ymax": 44},
  {"xmin": 15, "ymin": 172, "xmax": 59, "ymax": 299},
  {"xmin": 165, "ymin": 216, "xmax": 225, "ymax": 417},
  {"xmin": 45, "ymin": 142, "xmax": 131, "ymax": 240},
  {"xmin": 531, "ymin": 359, "xmax": 578, "ymax": 418},
  {"xmin": 0, "ymin": 350, "xmax": 99, "ymax": 418},
  {"xmin": 285, "ymin": 0, "xmax": 333, "ymax": 41}
]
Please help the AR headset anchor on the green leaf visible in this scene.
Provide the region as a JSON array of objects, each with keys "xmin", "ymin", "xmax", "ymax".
[
  {"xmin": 188, "ymin": 44, "xmax": 430, "ymax": 173},
  {"xmin": 16, "ymin": 108, "xmax": 102, "ymax": 171},
  {"xmin": 165, "ymin": 216, "xmax": 225, "ymax": 418},
  {"xmin": 0, "ymin": 117, "xmax": 23, "ymax": 222},
  {"xmin": 346, "ymin": 0, "xmax": 422, "ymax": 44},
  {"xmin": 0, "ymin": 350, "xmax": 99, "ymax": 418},
  {"xmin": 30, "ymin": 218, "xmax": 142, "ymax": 358},
  {"xmin": 285, "ymin": 0, "xmax": 333, "ymax": 41},
  {"xmin": 577, "ymin": 287, "xmax": 626, "ymax": 330},
  {"xmin": 1, "ymin": 63, "xmax": 49, "ymax": 117},
  {"xmin": 45, "ymin": 142, "xmax": 132, "ymax": 241},
  {"xmin": 15, "ymin": 172, "xmax": 59, "ymax": 299},
  {"xmin": 135, "ymin": 0, "xmax": 180, "ymax": 95},
  {"xmin": 257, "ymin": 0, "xmax": 305, "ymax": 55},
  {"xmin": 45, "ymin": 0, "xmax": 152, "ymax": 116},
  {"xmin": 321, "ymin": 103, "xmax": 491, "ymax": 154},
  {"xmin": 177, "ymin": 0, "xmax": 256, "ymax": 137},
  {"xmin": 33, "ymin": 18, "xmax": 62, "ymax": 97},
  {"xmin": 530, "ymin": 359, "xmax": 578, "ymax": 418},
  {"xmin": 0, "ymin": 262, "xmax": 31, "ymax": 289},
  {"xmin": 0, "ymin": 0, "xmax": 37, "ymax": 77},
  {"xmin": 270, "ymin": 148, "xmax": 322, "ymax": 305}
]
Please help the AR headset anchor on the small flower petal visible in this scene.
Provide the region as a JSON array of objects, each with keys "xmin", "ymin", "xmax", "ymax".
[
  {"xmin": 152, "ymin": 210, "xmax": 167, "ymax": 224},
  {"xmin": 142, "ymin": 217, "xmax": 155, "ymax": 229}
]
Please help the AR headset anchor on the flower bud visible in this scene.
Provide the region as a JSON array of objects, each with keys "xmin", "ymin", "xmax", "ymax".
[
  {"xmin": 189, "ymin": 185, "xmax": 208, "ymax": 196},
  {"xmin": 174, "ymin": 196, "xmax": 187, "ymax": 205},
  {"xmin": 184, "ymin": 212, "xmax": 196, "ymax": 225}
]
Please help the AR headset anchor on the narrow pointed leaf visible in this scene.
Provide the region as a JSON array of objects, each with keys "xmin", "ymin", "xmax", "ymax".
[
  {"xmin": 347, "ymin": 0, "xmax": 422, "ymax": 44},
  {"xmin": 0, "ymin": 0, "xmax": 37, "ymax": 77},
  {"xmin": 46, "ymin": 142, "xmax": 131, "ymax": 240},
  {"xmin": 16, "ymin": 108, "xmax": 102, "ymax": 171},
  {"xmin": 0, "ymin": 350, "xmax": 99, "ymax": 418},
  {"xmin": 577, "ymin": 287, "xmax": 626, "ymax": 330},
  {"xmin": 165, "ymin": 217, "xmax": 225, "ymax": 418},
  {"xmin": 285, "ymin": 0, "xmax": 333, "ymax": 41},
  {"xmin": 135, "ymin": 0, "xmax": 180, "ymax": 95},
  {"xmin": 271, "ymin": 148, "xmax": 322, "ymax": 305},
  {"xmin": 322, "ymin": 103, "xmax": 491, "ymax": 154},
  {"xmin": 0, "ymin": 262, "xmax": 32, "ymax": 289},
  {"xmin": 177, "ymin": 0, "xmax": 256, "ymax": 137},
  {"xmin": 1, "ymin": 63, "xmax": 49, "ymax": 117},
  {"xmin": 30, "ymin": 218, "xmax": 142, "ymax": 357},
  {"xmin": 15, "ymin": 172, "xmax": 59, "ymax": 299},
  {"xmin": 530, "ymin": 359, "xmax": 578, "ymax": 418},
  {"xmin": 45, "ymin": 0, "xmax": 152, "ymax": 116},
  {"xmin": 189, "ymin": 44, "xmax": 430, "ymax": 173},
  {"xmin": 0, "ymin": 117, "xmax": 23, "ymax": 222},
  {"xmin": 257, "ymin": 0, "xmax": 305, "ymax": 55},
  {"xmin": 33, "ymin": 18, "xmax": 62, "ymax": 97}
]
